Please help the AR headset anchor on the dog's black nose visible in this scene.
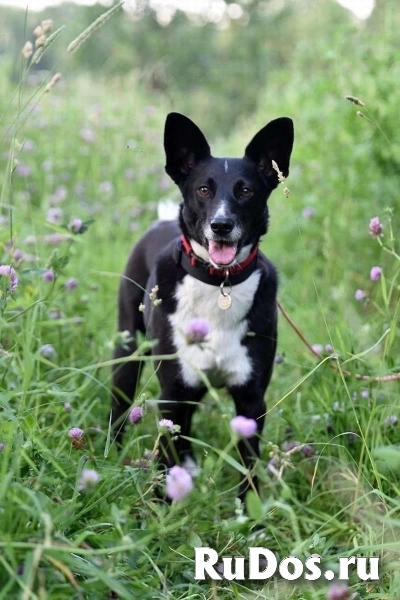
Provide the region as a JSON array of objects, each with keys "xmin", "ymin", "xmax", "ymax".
[{"xmin": 210, "ymin": 218, "xmax": 234, "ymax": 236}]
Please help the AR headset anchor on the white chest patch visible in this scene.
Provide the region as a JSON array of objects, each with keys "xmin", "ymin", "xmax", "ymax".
[{"xmin": 168, "ymin": 270, "xmax": 261, "ymax": 388}]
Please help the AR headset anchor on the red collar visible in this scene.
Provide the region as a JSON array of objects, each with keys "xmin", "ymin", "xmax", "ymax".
[{"xmin": 179, "ymin": 234, "xmax": 259, "ymax": 279}]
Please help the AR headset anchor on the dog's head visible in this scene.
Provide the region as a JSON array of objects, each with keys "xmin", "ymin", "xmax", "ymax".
[{"xmin": 164, "ymin": 112, "xmax": 294, "ymax": 268}]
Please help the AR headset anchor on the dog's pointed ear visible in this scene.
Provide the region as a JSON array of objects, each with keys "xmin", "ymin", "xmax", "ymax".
[
  {"xmin": 164, "ymin": 113, "xmax": 211, "ymax": 184},
  {"xmin": 244, "ymin": 117, "xmax": 294, "ymax": 189}
]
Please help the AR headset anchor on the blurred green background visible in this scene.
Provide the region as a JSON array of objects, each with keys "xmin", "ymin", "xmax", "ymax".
[{"xmin": 0, "ymin": 0, "xmax": 398, "ymax": 134}]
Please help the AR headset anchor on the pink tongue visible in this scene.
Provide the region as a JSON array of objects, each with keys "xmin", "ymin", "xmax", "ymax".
[{"xmin": 208, "ymin": 241, "xmax": 237, "ymax": 266}]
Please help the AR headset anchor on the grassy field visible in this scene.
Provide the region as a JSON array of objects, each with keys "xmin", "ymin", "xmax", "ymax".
[{"xmin": 1, "ymin": 9, "xmax": 400, "ymax": 599}]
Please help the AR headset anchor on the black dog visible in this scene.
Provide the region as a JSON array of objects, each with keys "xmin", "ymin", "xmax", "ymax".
[{"xmin": 112, "ymin": 112, "xmax": 294, "ymax": 497}]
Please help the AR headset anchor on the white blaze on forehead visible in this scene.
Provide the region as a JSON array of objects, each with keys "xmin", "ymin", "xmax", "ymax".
[
  {"xmin": 214, "ymin": 201, "xmax": 228, "ymax": 219},
  {"xmin": 224, "ymin": 160, "xmax": 228, "ymax": 173}
]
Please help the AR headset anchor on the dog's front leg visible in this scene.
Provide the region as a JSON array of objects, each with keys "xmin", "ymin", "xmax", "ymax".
[
  {"xmin": 158, "ymin": 384, "xmax": 206, "ymax": 470},
  {"xmin": 228, "ymin": 385, "xmax": 267, "ymax": 500}
]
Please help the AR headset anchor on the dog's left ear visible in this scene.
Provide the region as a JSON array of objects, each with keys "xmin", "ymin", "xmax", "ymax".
[
  {"xmin": 164, "ymin": 112, "xmax": 211, "ymax": 184},
  {"xmin": 245, "ymin": 117, "xmax": 294, "ymax": 189}
]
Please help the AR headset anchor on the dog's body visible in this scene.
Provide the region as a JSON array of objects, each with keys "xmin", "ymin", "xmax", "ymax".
[{"xmin": 112, "ymin": 113, "xmax": 293, "ymax": 497}]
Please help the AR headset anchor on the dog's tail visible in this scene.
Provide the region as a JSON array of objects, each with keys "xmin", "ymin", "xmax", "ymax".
[{"xmin": 157, "ymin": 199, "xmax": 180, "ymax": 221}]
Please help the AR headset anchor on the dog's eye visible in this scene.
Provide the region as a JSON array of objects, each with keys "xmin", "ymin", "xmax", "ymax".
[
  {"xmin": 198, "ymin": 186, "xmax": 210, "ymax": 196},
  {"xmin": 241, "ymin": 187, "xmax": 253, "ymax": 197}
]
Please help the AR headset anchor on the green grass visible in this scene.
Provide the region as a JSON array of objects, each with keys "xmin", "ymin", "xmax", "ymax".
[{"xmin": 1, "ymin": 16, "xmax": 400, "ymax": 600}]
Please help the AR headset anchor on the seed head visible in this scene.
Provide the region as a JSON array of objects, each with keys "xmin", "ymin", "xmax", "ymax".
[
  {"xmin": 67, "ymin": 2, "xmax": 124, "ymax": 54},
  {"xmin": 35, "ymin": 35, "xmax": 47, "ymax": 48},
  {"xmin": 33, "ymin": 25, "xmax": 44, "ymax": 37},
  {"xmin": 45, "ymin": 72, "xmax": 61, "ymax": 93},
  {"xmin": 345, "ymin": 95, "xmax": 365, "ymax": 107},
  {"xmin": 271, "ymin": 160, "xmax": 285, "ymax": 184},
  {"xmin": 22, "ymin": 41, "xmax": 33, "ymax": 59},
  {"xmin": 41, "ymin": 19, "xmax": 53, "ymax": 33}
]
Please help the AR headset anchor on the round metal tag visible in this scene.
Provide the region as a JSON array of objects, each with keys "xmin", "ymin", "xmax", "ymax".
[{"xmin": 218, "ymin": 294, "xmax": 232, "ymax": 310}]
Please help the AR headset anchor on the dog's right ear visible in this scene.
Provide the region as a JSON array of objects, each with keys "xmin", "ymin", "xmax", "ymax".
[
  {"xmin": 245, "ymin": 117, "xmax": 294, "ymax": 189},
  {"xmin": 164, "ymin": 113, "xmax": 211, "ymax": 184}
]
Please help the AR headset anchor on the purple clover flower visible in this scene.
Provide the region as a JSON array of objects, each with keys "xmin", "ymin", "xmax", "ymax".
[
  {"xmin": 42, "ymin": 160, "xmax": 53, "ymax": 172},
  {"xmin": 80, "ymin": 127, "xmax": 96, "ymax": 143},
  {"xmin": 13, "ymin": 249, "xmax": 24, "ymax": 262},
  {"xmin": 78, "ymin": 468, "xmax": 101, "ymax": 491},
  {"xmin": 50, "ymin": 186, "xmax": 67, "ymax": 205},
  {"xmin": 282, "ymin": 440, "xmax": 301, "ymax": 452},
  {"xmin": 0, "ymin": 265, "xmax": 18, "ymax": 293},
  {"xmin": 65, "ymin": 278, "xmax": 78, "ymax": 291},
  {"xmin": 129, "ymin": 406, "xmax": 143, "ymax": 424},
  {"xmin": 230, "ymin": 415, "xmax": 258, "ymax": 438},
  {"xmin": 69, "ymin": 427, "xmax": 84, "ymax": 440},
  {"xmin": 47, "ymin": 207, "xmax": 63, "ymax": 225},
  {"xmin": 68, "ymin": 218, "xmax": 83, "ymax": 233},
  {"xmin": 159, "ymin": 418, "xmax": 175, "ymax": 432},
  {"xmin": 23, "ymin": 139, "xmax": 35, "ymax": 152},
  {"xmin": 369, "ymin": 216, "xmax": 383, "ymax": 237},
  {"xmin": 39, "ymin": 344, "xmax": 57, "ymax": 359},
  {"xmin": 99, "ymin": 181, "xmax": 114, "ymax": 194},
  {"xmin": 370, "ymin": 266, "xmax": 382, "ymax": 281},
  {"xmin": 327, "ymin": 583, "xmax": 350, "ymax": 600},
  {"xmin": 311, "ymin": 344, "xmax": 324, "ymax": 355},
  {"xmin": 302, "ymin": 206, "xmax": 316, "ymax": 219},
  {"xmin": 124, "ymin": 168, "xmax": 136, "ymax": 180},
  {"xmin": 43, "ymin": 233, "xmax": 70, "ymax": 245},
  {"xmin": 42, "ymin": 270, "xmax": 55, "ymax": 282},
  {"xmin": 15, "ymin": 163, "xmax": 31, "ymax": 177},
  {"xmin": 186, "ymin": 318, "xmax": 210, "ymax": 344},
  {"xmin": 355, "ymin": 289, "xmax": 366, "ymax": 301},
  {"xmin": 302, "ymin": 444, "xmax": 314, "ymax": 457},
  {"xmin": 274, "ymin": 355, "xmax": 284, "ymax": 364},
  {"xmin": 166, "ymin": 465, "xmax": 194, "ymax": 501}
]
